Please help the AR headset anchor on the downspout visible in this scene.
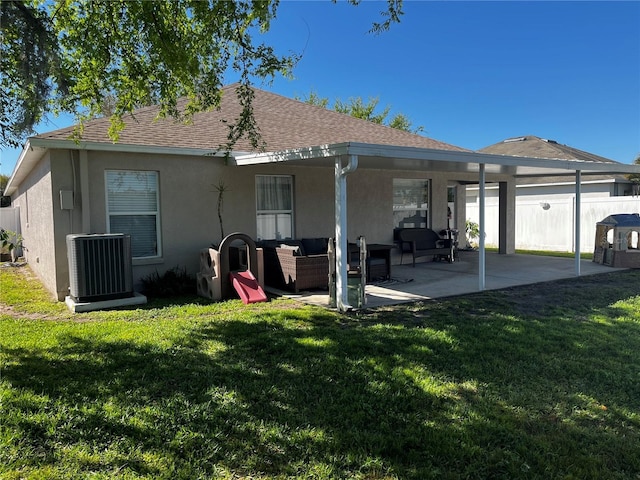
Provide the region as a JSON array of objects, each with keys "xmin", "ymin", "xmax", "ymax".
[
  {"xmin": 335, "ymin": 154, "xmax": 358, "ymax": 312},
  {"xmin": 478, "ymin": 163, "xmax": 486, "ymax": 291},
  {"xmin": 575, "ymin": 169, "xmax": 582, "ymax": 276},
  {"xmin": 79, "ymin": 150, "xmax": 91, "ymax": 233}
]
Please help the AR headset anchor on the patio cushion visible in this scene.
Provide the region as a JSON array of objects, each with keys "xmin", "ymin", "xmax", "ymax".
[{"xmin": 302, "ymin": 237, "xmax": 328, "ymax": 255}]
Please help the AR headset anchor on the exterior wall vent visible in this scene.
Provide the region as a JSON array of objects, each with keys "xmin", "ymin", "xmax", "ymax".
[{"xmin": 67, "ymin": 233, "xmax": 134, "ymax": 303}]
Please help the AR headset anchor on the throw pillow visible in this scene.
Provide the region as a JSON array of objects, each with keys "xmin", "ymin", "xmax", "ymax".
[{"xmin": 279, "ymin": 244, "xmax": 301, "ymax": 256}]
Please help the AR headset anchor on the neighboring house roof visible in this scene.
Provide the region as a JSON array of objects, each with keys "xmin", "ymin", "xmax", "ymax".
[
  {"xmin": 479, "ymin": 135, "xmax": 619, "ymax": 164},
  {"xmin": 34, "ymin": 84, "xmax": 468, "ymax": 154},
  {"xmin": 478, "ymin": 135, "xmax": 630, "ymax": 185}
]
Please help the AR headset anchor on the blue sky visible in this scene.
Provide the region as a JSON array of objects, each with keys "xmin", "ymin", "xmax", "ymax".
[{"xmin": 2, "ymin": 0, "xmax": 639, "ymax": 177}]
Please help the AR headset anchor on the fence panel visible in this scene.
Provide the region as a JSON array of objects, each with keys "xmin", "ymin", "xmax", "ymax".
[
  {"xmin": 0, "ymin": 207, "xmax": 20, "ymax": 233},
  {"xmin": 467, "ymin": 196, "xmax": 640, "ymax": 252}
]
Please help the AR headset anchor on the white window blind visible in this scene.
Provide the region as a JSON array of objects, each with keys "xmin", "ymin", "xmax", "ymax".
[{"xmin": 106, "ymin": 170, "xmax": 160, "ymax": 258}]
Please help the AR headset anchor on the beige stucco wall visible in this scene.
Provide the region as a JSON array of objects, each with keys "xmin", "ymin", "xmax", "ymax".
[
  {"xmin": 79, "ymin": 152, "xmax": 343, "ymax": 293},
  {"xmin": 10, "ymin": 152, "xmax": 59, "ymax": 299},
  {"xmin": 50, "ymin": 150, "xmax": 84, "ymax": 299},
  {"xmin": 16, "ymin": 147, "xmax": 516, "ymax": 300}
]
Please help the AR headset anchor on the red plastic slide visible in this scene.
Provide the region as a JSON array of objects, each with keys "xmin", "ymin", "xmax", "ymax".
[{"xmin": 229, "ymin": 271, "xmax": 268, "ymax": 304}]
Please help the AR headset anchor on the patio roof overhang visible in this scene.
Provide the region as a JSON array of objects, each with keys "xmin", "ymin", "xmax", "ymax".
[
  {"xmin": 234, "ymin": 141, "xmax": 640, "ymax": 177},
  {"xmin": 236, "ymin": 142, "xmax": 640, "ymax": 312}
]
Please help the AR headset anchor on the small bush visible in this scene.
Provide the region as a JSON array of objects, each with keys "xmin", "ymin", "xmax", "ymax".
[
  {"xmin": 1, "ymin": 229, "xmax": 23, "ymax": 253},
  {"xmin": 141, "ymin": 266, "xmax": 196, "ymax": 298}
]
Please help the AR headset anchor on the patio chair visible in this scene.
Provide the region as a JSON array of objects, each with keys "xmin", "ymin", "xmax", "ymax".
[{"xmin": 275, "ymin": 244, "xmax": 330, "ymax": 292}]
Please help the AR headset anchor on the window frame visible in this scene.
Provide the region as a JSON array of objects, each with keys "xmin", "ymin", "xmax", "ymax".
[
  {"xmin": 255, "ymin": 174, "xmax": 294, "ymax": 241},
  {"xmin": 105, "ymin": 169, "xmax": 161, "ymax": 259},
  {"xmin": 392, "ymin": 178, "xmax": 431, "ymax": 229}
]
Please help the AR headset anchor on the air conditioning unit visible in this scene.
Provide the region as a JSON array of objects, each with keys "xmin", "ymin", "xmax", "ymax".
[{"xmin": 67, "ymin": 233, "xmax": 134, "ymax": 302}]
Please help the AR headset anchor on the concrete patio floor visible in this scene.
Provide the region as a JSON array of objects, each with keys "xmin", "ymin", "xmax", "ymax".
[{"xmin": 272, "ymin": 251, "xmax": 628, "ymax": 309}]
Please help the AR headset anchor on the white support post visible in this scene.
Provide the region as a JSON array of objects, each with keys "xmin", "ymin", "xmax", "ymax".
[
  {"xmin": 334, "ymin": 155, "xmax": 358, "ymax": 312},
  {"xmin": 575, "ymin": 170, "xmax": 582, "ymax": 276},
  {"xmin": 478, "ymin": 163, "xmax": 486, "ymax": 291}
]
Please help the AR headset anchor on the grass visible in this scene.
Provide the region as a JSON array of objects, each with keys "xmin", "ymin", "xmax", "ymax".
[{"xmin": 1, "ymin": 263, "xmax": 639, "ymax": 479}]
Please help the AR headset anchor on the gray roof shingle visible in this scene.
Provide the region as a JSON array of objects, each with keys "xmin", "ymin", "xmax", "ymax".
[
  {"xmin": 479, "ymin": 135, "xmax": 628, "ymax": 184},
  {"xmin": 478, "ymin": 135, "xmax": 618, "ymax": 164},
  {"xmin": 36, "ymin": 84, "xmax": 468, "ymax": 154}
]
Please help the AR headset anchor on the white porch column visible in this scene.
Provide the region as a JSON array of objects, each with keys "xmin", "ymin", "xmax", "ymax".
[
  {"xmin": 335, "ymin": 155, "xmax": 358, "ymax": 312},
  {"xmin": 575, "ymin": 170, "xmax": 582, "ymax": 276},
  {"xmin": 479, "ymin": 163, "xmax": 486, "ymax": 291}
]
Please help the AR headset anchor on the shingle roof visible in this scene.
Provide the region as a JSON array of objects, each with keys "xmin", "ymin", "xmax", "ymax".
[
  {"xmin": 478, "ymin": 135, "xmax": 619, "ymax": 164},
  {"xmin": 478, "ymin": 135, "xmax": 628, "ymax": 184},
  {"xmin": 36, "ymin": 84, "xmax": 468, "ymax": 153}
]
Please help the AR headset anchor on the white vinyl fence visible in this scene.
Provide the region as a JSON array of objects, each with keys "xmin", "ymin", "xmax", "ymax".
[
  {"xmin": 0, "ymin": 207, "xmax": 22, "ymax": 257},
  {"xmin": 0, "ymin": 206, "xmax": 20, "ymax": 234},
  {"xmin": 467, "ymin": 196, "xmax": 640, "ymax": 253}
]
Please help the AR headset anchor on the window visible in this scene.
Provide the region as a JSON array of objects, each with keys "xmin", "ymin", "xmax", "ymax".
[
  {"xmin": 256, "ymin": 175, "xmax": 293, "ymax": 240},
  {"xmin": 393, "ymin": 178, "xmax": 430, "ymax": 228},
  {"xmin": 106, "ymin": 170, "xmax": 160, "ymax": 258}
]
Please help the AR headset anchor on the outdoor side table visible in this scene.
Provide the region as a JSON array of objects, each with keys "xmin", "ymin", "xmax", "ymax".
[{"xmin": 366, "ymin": 244, "xmax": 393, "ymax": 282}]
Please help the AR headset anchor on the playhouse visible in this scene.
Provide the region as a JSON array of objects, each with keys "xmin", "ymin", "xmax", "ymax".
[
  {"xmin": 593, "ymin": 213, "xmax": 640, "ymax": 268},
  {"xmin": 197, "ymin": 232, "xmax": 267, "ymax": 304}
]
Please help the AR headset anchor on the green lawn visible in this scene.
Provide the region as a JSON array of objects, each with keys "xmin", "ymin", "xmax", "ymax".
[{"xmin": 1, "ymin": 264, "xmax": 639, "ymax": 479}]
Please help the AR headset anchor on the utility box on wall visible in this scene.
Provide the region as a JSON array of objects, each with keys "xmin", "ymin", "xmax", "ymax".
[{"xmin": 60, "ymin": 190, "xmax": 74, "ymax": 210}]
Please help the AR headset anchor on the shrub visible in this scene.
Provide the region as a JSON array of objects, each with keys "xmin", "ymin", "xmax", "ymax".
[
  {"xmin": 465, "ymin": 219, "xmax": 479, "ymax": 248},
  {"xmin": 0, "ymin": 229, "xmax": 23, "ymax": 253},
  {"xmin": 141, "ymin": 266, "xmax": 196, "ymax": 298},
  {"xmin": 0, "ymin": 229, "xmax": 24, "ymax": 261}
]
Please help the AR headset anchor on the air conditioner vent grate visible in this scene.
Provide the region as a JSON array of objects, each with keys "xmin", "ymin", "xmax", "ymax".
[{"xmin": 67, "ymin": 234, "xmax": 134, "ymax": 302}]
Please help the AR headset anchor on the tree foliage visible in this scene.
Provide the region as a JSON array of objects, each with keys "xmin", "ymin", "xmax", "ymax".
[
  {"xmin": 0, "ymin": 0, "xmax": 403, "ymax": 150},
  {"xmin": 335, "ymin": 96, "xmax": 390, "ymax": 125},
  {"xmin": 626, "ymin": 153, "xmax": 640, "ymax": 184},
  {"xmin": 299, "ymin": 90, "xmax": 424, "ymax": 133},
  {"xmin": 1, "ymin": 1, "xmax": 64, "ymax": 146},
  {"xmin": 0, "ymin": 174, "xmax": 9, "ymax": 205}
]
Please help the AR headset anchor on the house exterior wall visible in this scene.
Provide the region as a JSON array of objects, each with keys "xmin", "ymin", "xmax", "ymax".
[
  {"xmin": 17, "ymin": 148, "xmax": 516, "ymax": 300},
  {"xmin": 50, "ymin": 150, "xmax": 84, "ymax": 300},
  {"xmin": 83, "ymin": 151, "xmax": 234, "ymax": 294},
  {"xmin": 47, "ymin": 150, "xmax": 342, "ymax": 297},
  {"xmin": 10, "ymin": 152, "xmax": 59, "ymax": 299}
]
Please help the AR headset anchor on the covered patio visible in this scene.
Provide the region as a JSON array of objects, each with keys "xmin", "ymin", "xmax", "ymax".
[
  {"xmin": 276, "ymin": 251, "xmax": 628, "ymax": 308},
  {"xmin": 238, "ymin": 142, "xmax": 640, "ymax": 311}
]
